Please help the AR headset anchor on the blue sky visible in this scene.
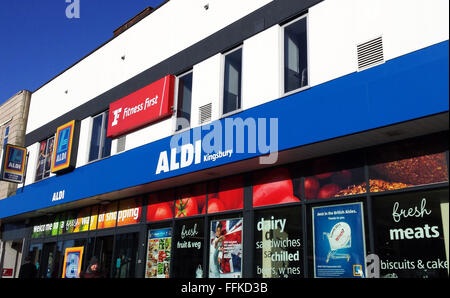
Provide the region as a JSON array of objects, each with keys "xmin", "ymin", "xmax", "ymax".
[{"xmin": 0, "ymin": 0, "xmax": 166, "ymax": 106}]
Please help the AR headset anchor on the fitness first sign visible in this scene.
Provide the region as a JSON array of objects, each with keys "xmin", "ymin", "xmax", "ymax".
[{"xmin": 107, "ymin": 75, "xmax": 175, "ymax": 138}]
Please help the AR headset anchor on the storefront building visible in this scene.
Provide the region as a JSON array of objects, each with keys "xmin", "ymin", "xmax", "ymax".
[{"xmin": 0, "ymin": 0, "xmax": 448, "ymax": 278}]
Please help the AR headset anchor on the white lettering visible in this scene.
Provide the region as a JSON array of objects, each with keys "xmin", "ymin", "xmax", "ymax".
[{"xmin": 111, "ymin": 108, "xmax": 122, "ymax": 126}]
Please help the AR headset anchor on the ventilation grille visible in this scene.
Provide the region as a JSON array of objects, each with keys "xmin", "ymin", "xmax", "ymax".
[
  {"xmin": 199, "ymin": 103, "xmax": 212, "ymax": 124},
  {"xmin": 357, "ymin": 36, "xmax": 384, "ymax": 70},
  {"xmin": 116, "ymin": 136, "xmax": 126, "ymax": 153}
]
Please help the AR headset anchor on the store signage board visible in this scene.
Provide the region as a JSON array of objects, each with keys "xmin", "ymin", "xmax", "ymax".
[
  {"xmin": 107, "ymin": 75, "xmax": 175, "ymax": 138},
  {"xmin": 312, "ymin": 202, "xmax": 367, "ymax": 278},
  {"xmin": 1, "ymin": 144, "xmax": 27, "ymax": 183},
  {"xmin": 62, "ymin": 246, "xmax": 84, "ymax": 278},
  {"xmin": 51, "ymin": 120, "xmax": 80, "ymax": 174}
]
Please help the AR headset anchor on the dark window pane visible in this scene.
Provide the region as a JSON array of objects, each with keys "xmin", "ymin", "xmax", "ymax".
[
  {"xmin": 284, "ymin": 17, "xmax": 308, "ymax": 93},
  {"xmin": 223, "ymin": 48, "xmax": 242, "ymax": 115},
  {"xmin": 101, "ymin": 112, "xmax": 112, "ymax": 158},
  {"xmin": 89, "ymin": 114, "xmax": 103, "ymax": 162},
  {"xmin": 176, "ymin": 72, "xmax": 193, "ymax": 131}
]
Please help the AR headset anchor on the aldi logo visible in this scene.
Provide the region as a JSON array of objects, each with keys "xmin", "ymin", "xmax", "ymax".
[
  {"xmin": 107, "ymin": 75, "xmax": 175, "ymax": 138},
  {"xmin": 1, "ymin": 144, "xmax": 27, "ymax": 183},
  {"xmin": 51, "ymin": 120, "xmax": 80, "ymax": 174}
]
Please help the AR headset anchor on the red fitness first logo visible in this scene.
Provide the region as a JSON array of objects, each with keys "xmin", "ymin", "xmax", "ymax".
[{"xmin": 107, "ymin": 75, "xmax": 175, "ymax": 138}]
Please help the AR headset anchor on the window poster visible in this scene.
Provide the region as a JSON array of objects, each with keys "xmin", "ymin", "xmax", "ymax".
[
  {"xmin": 62, "ymin": 246, "xmax": 84, "ymax": 278},
  {"xmin": 254, "ymin": 206, "xmax": 303, "ymax": 278},
  {"xmin": 209, "ymin": 218, "xmax": 243, "ymax": 278},
  {"xmin": 312, "ymin": 202, "xmax": 366, "ymax": 278},
  {"xmin": 146, "ymin": 228, "xmax": 172, "ymax": 278},
  {"xmin": 172, "ymin": 218, "xmax": 204, "ymax": 277},
  {"xmin": 372, "ymin": 189, "xmax": 449, "ymax": 278}
]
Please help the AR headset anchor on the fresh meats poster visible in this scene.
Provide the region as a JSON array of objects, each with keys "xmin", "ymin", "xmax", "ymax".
[{"xmin": 209, "ymin": 218, "xmax": 243, "ymax": 278}]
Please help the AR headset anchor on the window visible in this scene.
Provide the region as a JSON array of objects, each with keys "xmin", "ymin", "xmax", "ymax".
[
  {"xmin": 2, "ymin": 125, "xmax": 9, "ymax": 150},
  {"xmin": 35, "ymin": 136, "xmax": 55, "ymax": 182},
  {"xmin": 175, "ymin": 71, "xmax": 193, "ymax": 131},
  {"xmin": 222, "ymin": 47, "xmax": 242, "ymax": 115},
  {"xmin": 283, "ymin": 15, "xmax": 308, "ymax": 93},
  {"xmin": 88, "ymin": 111, "xmax": 112, "ymax": 162}
]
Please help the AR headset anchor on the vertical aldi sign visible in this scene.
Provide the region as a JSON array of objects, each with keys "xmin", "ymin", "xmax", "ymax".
[
  {"xmin": 51, "ymin": 120, "xmax": 80, "ymax": 174},
  {"xmin": 1, "ymin": 144, "xmax": 27, "ymax": 183},
  {"xmin": 107, "ymin": 75, "xmax": 175, "ymax": 138}
]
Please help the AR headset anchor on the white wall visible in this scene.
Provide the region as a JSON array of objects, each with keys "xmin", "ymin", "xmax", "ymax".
[
  {"xmin": 24, "ymin": 0, "xmax": 449, "ymax": 186},
  {"xmin": 308, "ymin": 0, "xmax": 449, "ymax": 87}
]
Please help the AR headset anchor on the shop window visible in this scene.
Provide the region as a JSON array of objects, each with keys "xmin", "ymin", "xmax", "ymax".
[
  {"xmin": 88, "ymin": 111, "xmax": 112, "ymax": 162},
  {"xmin": 254, "ymin": 206, "xmax": 303, "ymax": 278},
  {"xmin": 35, "ymin": 136, "xmax": 54, "ymax": 182},
  {"xmin": 368, "ymin": 138, "xmax": 448, "ymax": 193},
  {"xmin": 175, "ymin": 70, "xmax": 193, "ymax": 131},
  {"xmin": 371, "ymin": 189, "xmax": 449, "ymax": 278},
  {"xmin": 283, "ymin": 15, "xmax": 308, "ymax": 93},
  {"xmin": 172, "ymin": 218, "xmax": 205, "ymax": 277},
  {"xmin": 113, "ymin": 233, "xmax": 139, "ymax": 278},
  {"xmin": 302, "ymin": 155, "xmax": 366, "ymax": 200},
  {"xmin": 147, "ymin": 189, "xmax": 174, "ymax": 222},
  {"xmin": 222, "ymin": 46, "xmax": 242, "ymax": 115},
  {"xmin": 174, "ymin": 183, "xmax": 206, "ymax": 217},
  {"xmin": 209, "ymin": 217, "xmax": 243, "ymax": 278},
  {"xmin": 253, "ymin": 167, "xmax": 300, "ymax": 207},
  {"xmin": 206, "ymin": 175, "xmax": 244, "ymax": 213},
  {"xmin": 145, "ymin": 227, "xmax": 172, "ymax": 278}
]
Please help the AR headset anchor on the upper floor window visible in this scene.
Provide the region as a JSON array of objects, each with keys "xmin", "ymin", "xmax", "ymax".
[
  {"xmin": 222, "ymin": 46, "xmax": 242, "ymax": 115},
  {"xmin": 35, "ymin": 136, "xmax": 54, "ymax": 182},
  {"xmin": 283, "ymin": 15, "xmax": 308, "ymax": 94},
  {"xmin": 2, "ymin": 125, "xmax": 9, "ymax": 151},
  {"xmin": 88, "ymin": 111, "xmax": 111, "ymax": 162},
  {"xmin": 175, "ymin": 70, "xmax": 193, "ymax": 131}
]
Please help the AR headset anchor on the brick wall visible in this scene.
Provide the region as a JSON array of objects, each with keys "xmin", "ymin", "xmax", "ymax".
[{"xmin": 0, "ymin": 90, "xmax": 31, "ymax": 199}]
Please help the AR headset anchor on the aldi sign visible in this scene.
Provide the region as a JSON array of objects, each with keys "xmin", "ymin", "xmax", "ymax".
[
  {"xmin": 51, "ymin": 120, "xmax": 80, "ymax": 174},
  {"xmin": 107, "ymin": 75, "xmax": 175, "ymax": 138},
  {"xmin": 1, "ymin": 144, "xmax": 27, "ymax": 183}
]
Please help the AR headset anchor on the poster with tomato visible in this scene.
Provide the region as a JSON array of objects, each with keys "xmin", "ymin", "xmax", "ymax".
[
  {"xmin": 253, "ymin": 168, "xmax": 300, "ymax": 207},
  {"xmin": 147, "ymin": 190, "xmax": 174, "ymax": 222},
  {"xmin": 145, "ymin": 228, "xmax": 172, "ymax": 278},
  {"xmin": 205, "ymin": 176, "xmax": 244, "ymax": 214},
  {"xmin": 175, "ymin": 184, "xmax": 206, "ymax": 217},
  {"xmin": 209, "ymin": 218, "xmax": 243, "ymax": 278}
]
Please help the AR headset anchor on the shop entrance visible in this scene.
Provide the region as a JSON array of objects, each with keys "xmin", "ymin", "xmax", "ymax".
[
  {"xmin": 93, "ymin": 235, "xmax": 114, "ymax": 278},
  {"xmin": 39, "ymin": 242, "xmax": 57, "ymax": 278},
  {"xmin": 112, "ymin": 232, "xmax": 139, "ymax": 278}
]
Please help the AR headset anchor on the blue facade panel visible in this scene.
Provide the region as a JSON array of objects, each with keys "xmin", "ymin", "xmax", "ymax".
[{"xmin": 0, "ymin": 40, "xmax": 448, "ymax": 219}]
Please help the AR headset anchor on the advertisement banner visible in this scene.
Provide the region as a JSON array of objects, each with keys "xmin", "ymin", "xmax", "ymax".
[
  {"xmin": 255, "ymin": 206, "xmax": 303, "ymax": 278},
  {"xmin": 209, "ymin": 218, "xmax": 243, "ymax": 278},
  {"xmin": 146, "ymin": 228, "xmax": 172, "ymax": 278},
  {"xmin": 312, "ymin": 202, "xmax": 366, "ymax": 278},
  {"xmin": 117, "ymin": 197, "xmax": 142, "ymax": 226},
  {"xmin": 107, "ymin": 75, "xmax": 175, "ymax": 138},
  {"xmin": 372, "ymin": 189, "xmax": 448, "ymax": 278},
  {"xmin": 1, "ymin": 144, "xmax": 27, "ymax": 183},
  {"xmin": 62, "ymin": 246, "xmax": 84, "ymax": 278},
  {"xmin": 51, "ymin": 120, "xmax": 79, "ymax": 174},
  {"xmin": 172, "ymin": 219, "xmax": 204, "ymax": 277}
]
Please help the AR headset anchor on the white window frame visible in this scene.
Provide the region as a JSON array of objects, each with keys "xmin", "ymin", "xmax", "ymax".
[
  {"xmin": 173, "ymin": 69, "xmax": 194, "ymax": 134},
  {"xmin": 220, "ymin": 45, "xmax": 244, "ymax": 118},
  {"xmin": 34, "ymin": 135, "xmax": 55, "ymax": 182},
  {"xmin": 280, "ymin": 13, "xmax": 310, "ymax": 97}
]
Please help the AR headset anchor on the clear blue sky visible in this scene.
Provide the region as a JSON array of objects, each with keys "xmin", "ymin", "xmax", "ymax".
[{"xmin": 0, "ymin": 0, "xmax": 166, "ymax": 106}]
